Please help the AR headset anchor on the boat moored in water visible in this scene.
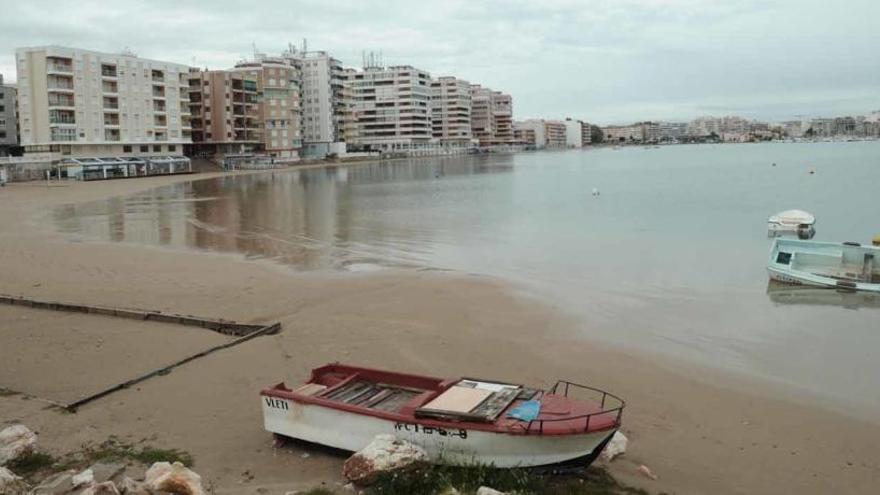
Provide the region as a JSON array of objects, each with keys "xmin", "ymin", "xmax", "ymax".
[
  {"xmin": 261, "ymin": 363, "xmax": 625, "ymax": 468},
  {"xmin": 767, "ymin": 238, "xmax": 880, "ymax": 293},
  {"xmin": 767, "ymin": 210, "xmax": 816, "ymax": 239}
]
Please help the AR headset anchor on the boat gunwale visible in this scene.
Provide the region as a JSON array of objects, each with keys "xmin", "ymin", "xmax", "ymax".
[{"xmin": 261, "ymin": 364, "xmax": 624, "ymax": 436}]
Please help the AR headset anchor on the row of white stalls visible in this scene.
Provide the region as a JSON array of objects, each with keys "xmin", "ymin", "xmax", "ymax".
[{"xmin": 61, "ymin": 156, "xmax": 192, "ymax": 181}]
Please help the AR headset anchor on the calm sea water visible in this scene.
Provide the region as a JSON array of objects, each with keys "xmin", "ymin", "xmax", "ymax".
[{"xmin": 55, "ymin": 142, "xmax": 880, "ymax": 416}]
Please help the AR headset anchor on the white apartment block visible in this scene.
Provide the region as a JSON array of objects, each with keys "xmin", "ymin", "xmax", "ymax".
[
  {"xmin": 15, "ymin": 46, "xmax": 191, "ymax": 157},
  {"xmin": 564, "ymin": 118, "xmax": 583, "ymax": 147},
  {"xmin": 431, "ymin": 76, "xmax": 472, "ymax": 145},
  {"xmin": 604, "ymin": 124, "xmax": 643, "ymax": 143},
  {"xmin": 344, "ymin": 65, "xmax": 433, "ymax": 150},
  {"xmin": 513, "ymin": 119, "xmax": 547, "ymax": 148},
  {"xmin": 282, "ymin": 48, "xmax": 345, "ymax": 156}
]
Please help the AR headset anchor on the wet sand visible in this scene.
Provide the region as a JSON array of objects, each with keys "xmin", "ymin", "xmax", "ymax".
[{"xmin": 1, "ymin": 173, "xmax": 878, "ymax": 494}]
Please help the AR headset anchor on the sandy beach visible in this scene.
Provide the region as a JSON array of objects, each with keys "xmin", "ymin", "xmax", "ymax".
[{"xmin": 1, "ymin": 172, "xmax": 878, "ymax": 494}]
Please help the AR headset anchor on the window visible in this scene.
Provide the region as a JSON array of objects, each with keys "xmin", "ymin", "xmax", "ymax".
[
  {"xmin": 153, "ymin": 145, "xmax": 161, "ymax": 152},
  {"xmin": 168, "ymin": 145, "xmax": 176, "ymax": 152},
  {"xmin": 140, "ymin": 145, "xmax": 149, "ymax": 152},
  {"xmin": 123, "ymin": 145, "xmax": 132, "ymax": 153}
]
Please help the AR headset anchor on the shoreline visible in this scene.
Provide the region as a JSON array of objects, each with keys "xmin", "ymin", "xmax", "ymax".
[{"xmin": 2, "ymin": 168, "xmax": 879, "ymax": 494}]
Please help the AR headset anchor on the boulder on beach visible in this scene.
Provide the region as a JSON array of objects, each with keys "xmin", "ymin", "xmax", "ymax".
[
  {"xmin": 599, "ymin": 431, "xmax": 628, "ymax": 462},
  {"xmin": 341, "ymin": 434, "xmax": 428, "ymax": 485},
  {"xmin": 29, "ymin": 470, "xmax": 75, "ymax": 494},
  {"xmin": 117, "ymin": 476, "xmax": 150, "ymax": 495},
  {"xmin": 0, "ymin": 424, "xmax": 37, "ymax": 466},
  {"xmin": 72, "ymin": 468, "xmax": 96, "ymax": 488},
  {"xmin": 144, "ymin": 461, "xmax": 205, "ymax": 495},
  {"xmin": 0, "ymin": 466, "xmax": 29, "ymax": 495},
  {"xmin": 80, "ymin": 481, "xmax": 121, "ymax": 495}
]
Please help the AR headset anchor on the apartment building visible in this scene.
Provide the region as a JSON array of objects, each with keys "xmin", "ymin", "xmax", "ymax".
[
  {"xmin": 188, "ymin": 69, "xmax": 261, "ymax": 155},
  {"xmin": 513, "ymin": 119, "xmax": 544, "ymax": 148},
  {"xmin": 344, "ymin": 65, "xmax": 433, "ymax": 151},
  {"xmin": 564, "ymin": 118, "xmax": 583, "ymax": 147},
  {"xmin": 431, "ymin": 76, "xmax": 472, "ymax": 146},
  {"xmin": 232, "ymin": 54, "xmax": 302, "ymax": 159},
  {"xmin": 0, "ymin": 74, "xmax": 17, "ymax": 155},
  {"xmin": 15, "ymin": 46, "xmax": 191, "ymax": 157},
  {"xmin": 581, "ymin": 121, "xmax": 592, "ymax": 145},
  {"xmin": 470, "ymin": 85, "xmax": 494, "ymax": 146},
  {"xmin": 544, "ymin": 120, "xmax": 567, "ymax": 147},
  {"xmin": 658, "ymin": 121, "xmax": 687, "ymax": 141},
  {"xmin": 282, "ymin": 48, "xmax": 346, "ymax": 157},
  {"xmin": 604, "ymin": 124, "xmax": 643, "ymax": 143},
  {"xmin": 470, "ymin": 85, "xmax": 514, "ymax": 147},
  {"xmin": 491, "ymin": 91, "xmax": 514, "ymax": 145}
]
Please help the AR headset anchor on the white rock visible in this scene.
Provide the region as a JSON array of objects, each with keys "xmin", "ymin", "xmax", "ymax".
[
  {"xmin": 476, "ymin": 487, "xmax": 508, "ymax": 495},
  {"xmin": 341, "ymin": 434, "xmax": 428, "ymax": 485},
  {"xmin": 144, "ymin": 461, "xmax": 205, "ymax": 495},
  {"xmin": 599, "ymin": 431, "xmax": 628, "ymax": 462},
  {"xmin": 0, "ymin": 424, "xmax": 37, "ymax": 466},
  {"xmin": 80, "ymin": 481, "xmax": 121, "ymax": 494},
  {"xmin": 0, "ymin": 466, "xmax": 29, "ymax": 495},
  {"xmin": 117, "ymin": 476, "xmax": 150, "ymax": 494},
  {"xmin": 72, "ymin": 468, "xmax": 96, "ymax": 488}
]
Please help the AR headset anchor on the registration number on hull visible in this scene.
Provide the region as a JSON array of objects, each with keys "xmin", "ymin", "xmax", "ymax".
[{"xmin": 394, "ymin": 422, "xmax": 468, "ymax": 439}]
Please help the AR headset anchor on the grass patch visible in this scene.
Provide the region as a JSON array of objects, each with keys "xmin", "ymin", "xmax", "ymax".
[
  {"xmin": 0, "ymin": 387, "xmax": 21, "ymax": 397},
  {"xmin": 7, "ymin": 452, "xmax": 56, "ymax": 476},
  {"xmin": 82, "ymin": 438, "xmax": 194, "ymax": 467},
  {"xmin": 366, "ymin": 464, "xmax": 648, "ymax": 495}
]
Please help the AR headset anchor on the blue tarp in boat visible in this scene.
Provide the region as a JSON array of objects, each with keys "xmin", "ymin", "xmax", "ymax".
[{"xmin": 507, "ymin": 400, "xmax": 541, "ymax": 421}]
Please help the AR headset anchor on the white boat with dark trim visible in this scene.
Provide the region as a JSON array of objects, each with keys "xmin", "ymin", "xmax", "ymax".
[
  {"xmin": 261, "ymin": 364, "xmax": 625, "ymax": 468},
  {"xmin": 767, "ymin": 210, "xmax": 816, "ymax": 239},
  {"xmin": 767, "ymin": 238, "xmax": 880, "ymax": 292}
]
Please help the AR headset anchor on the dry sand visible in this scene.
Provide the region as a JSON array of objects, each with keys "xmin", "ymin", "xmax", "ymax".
[{"xmin": 0, "ymin": 173, "xmax": 878, "ymax": 494}]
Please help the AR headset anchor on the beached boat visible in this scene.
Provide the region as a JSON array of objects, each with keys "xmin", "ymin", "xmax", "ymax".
[
  {"xmin": 767, "ymin": 239, "xmax": 880, "ymax": 292},
  {"xmin": 261, "ymin": 364, "xmax": 625, "ymax": 468},
  {"xmin": 767, "ymin": 210, "xmax": 816, "ymax": 239}
]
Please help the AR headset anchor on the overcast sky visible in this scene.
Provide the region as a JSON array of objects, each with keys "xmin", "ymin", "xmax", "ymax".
[{"xmin": 1, "ymin": 0, "xmax": 878, "ymax": 124}]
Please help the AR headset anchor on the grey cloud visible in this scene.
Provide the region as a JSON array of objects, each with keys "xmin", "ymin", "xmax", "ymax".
[{"xmin": 0, "ymin": 0, "xmax": 877, "ymax": 123}]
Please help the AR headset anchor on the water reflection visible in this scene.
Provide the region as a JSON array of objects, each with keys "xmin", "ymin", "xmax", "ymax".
[
  {"xmin": 54, "ymin": 155, "xmax": 515, "ymax": 270},
  {"xmin": 766, "ymin": 280, "xmax": 880, "ymax": 310}
]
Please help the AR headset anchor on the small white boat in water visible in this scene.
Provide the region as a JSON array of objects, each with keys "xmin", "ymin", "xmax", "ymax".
[
  {"xmin": 262, "ymin": 364, "xmax": 624, "ymax": 467},
  {"xmin": 768, "ymin": 210, "xmax": 816, "ymax": 239},
  {"xmin": 767, "ymin": 239, "xmax": 880, "ymax": 292}
]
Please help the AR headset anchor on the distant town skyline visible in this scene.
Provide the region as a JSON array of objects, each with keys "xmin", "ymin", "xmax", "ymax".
[{"xmin": 1, "ymin": 0, "xmax": 878, "ymax": 124}]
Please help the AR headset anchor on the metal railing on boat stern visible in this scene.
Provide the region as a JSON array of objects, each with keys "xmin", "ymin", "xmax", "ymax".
[{"xmin": 525, "ymin": 380, "xmax": 625, "ymax": 435}]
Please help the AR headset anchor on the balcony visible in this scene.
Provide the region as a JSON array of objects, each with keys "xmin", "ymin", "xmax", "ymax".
[
  {"xmin": 51, "ymin": 129, "xmax": 77, "ymax": 141},
  {"xmin": 102, "ymin": 81, "xmax": 118, "ymax": 94},
  {"xmin": 101, "ymin": 64, "xmax": 118, "ymax": 78},
  {"xmin": 104, "ymin": 129, "xmax": 121, "ymax": 142},
  {"xmin": 152, "ymin": 86, "xmax": 166, "ymax": 98},
  {"xmin": 48, "ymin": 95, "xmax": 76, "ymax": 109},
  {"xmin": 153, "ymin": 101, "xmax": 167, "ymax": 113},
  {"xmin": 49, "ymin": 109, "xmax": 76, "ymax": 126},
  {"xmin": 103, "ymin": 97, "xmax": 119, "ymax": 110},
  {"xmin": 104, "ymin": 114, "xmax": 120, "ymax": 126},
  {"xmin": 151, "ymin": 70, "xmax": 165, "ymax": 83},
  {"xmin": 154, "ymin": 115, "xmax": 168, "ymax": 127},
  {"xmin": 47, "ymin": 57, "xmax": 73, "ymax": 74},
  {"xmin": 48, "ymin": 75, "xmax": 74, "ymax": 92}
]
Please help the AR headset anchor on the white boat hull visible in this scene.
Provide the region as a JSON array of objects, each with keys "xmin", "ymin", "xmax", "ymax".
[
  {"xmin": 767, "ymin": 239, "xmax": 880, "ymax": 293},
  {"xmin": 263, "ymin": 397, "xmax": 615, "ymax": 467}
]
